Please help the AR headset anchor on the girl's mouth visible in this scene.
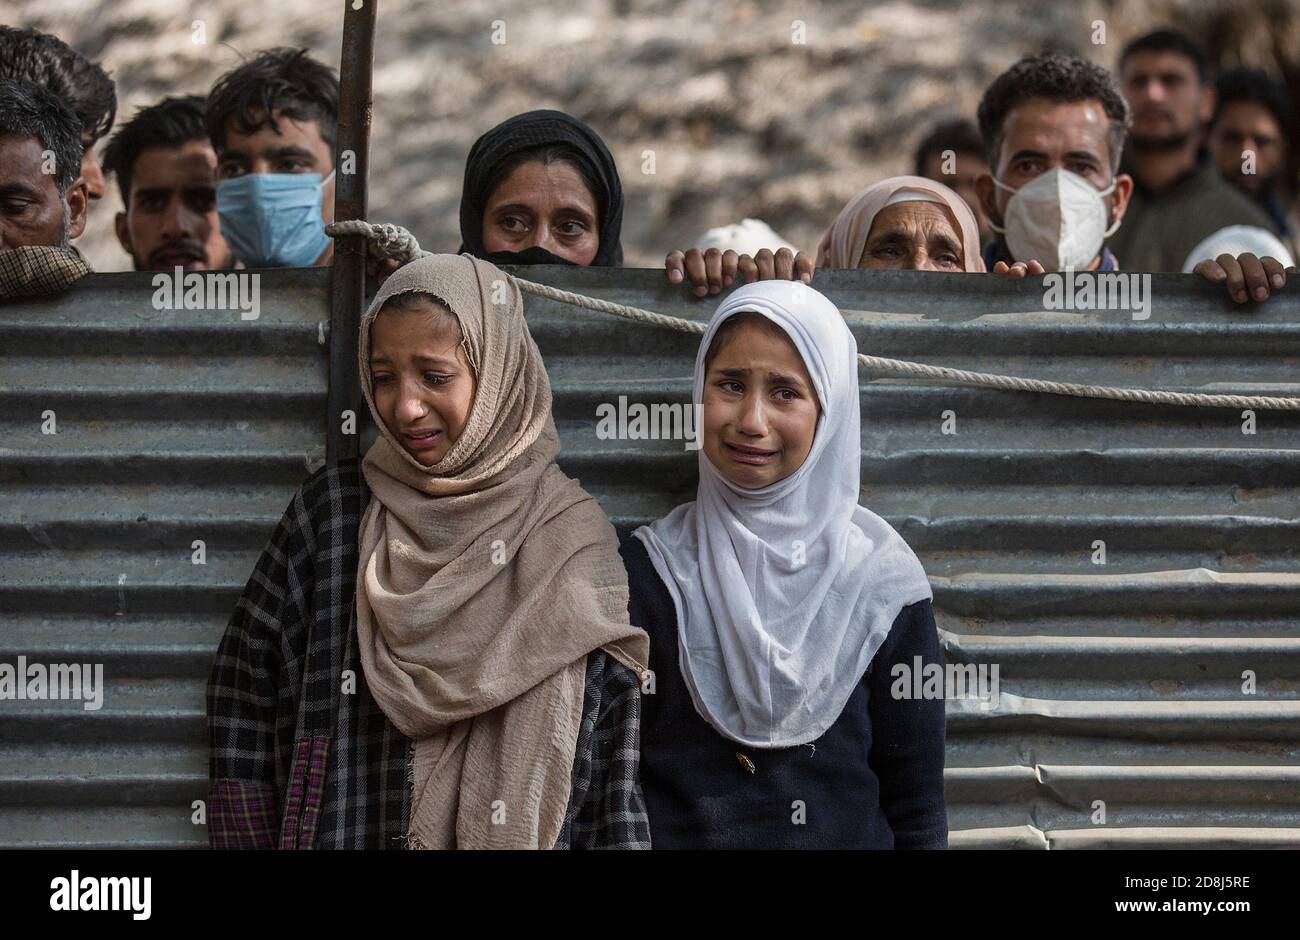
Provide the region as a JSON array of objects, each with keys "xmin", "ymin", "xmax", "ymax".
[
  {"xmin": 403, "ymin": 428, "xmax": 443, "ymax": 450},
  {"xmin": 725, "ymin": 441, "xmax": 778, "ymax": 465}
]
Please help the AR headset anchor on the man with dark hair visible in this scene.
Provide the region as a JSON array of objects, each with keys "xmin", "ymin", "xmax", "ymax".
[
  {"xmin": 0, "ymin": 26, "xmax": 117, "ymax": 203},
  {"xmin": 974, "ymin": 52, "xmax": 1133, "ymax": 273},
  {"xmin": 206, "ymin": 48, "xmax": 339, "ymax": 268},
  {"xmin": 0, "ymin": 77, "xmax": 89, "ymax": 250},
  {"xmin": 102, "ymin": 95, "xmax": 232, "ymax": 272},
  {"xmin": 913, "ymin": 118, "xmax": 992, "ymax": 242},
  {"xmin": 1112, "ymin": 29, "xmax": 1275, "ymax": 272},
  {"xmin": 1207, "ymin": 68, "xmax": 1295, "ymax": 244}
]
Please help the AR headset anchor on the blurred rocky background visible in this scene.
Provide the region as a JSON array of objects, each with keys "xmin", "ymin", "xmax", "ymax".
[{"xmin": 3, "ymin": 0, "xmax": 1299, "ymax": 271}]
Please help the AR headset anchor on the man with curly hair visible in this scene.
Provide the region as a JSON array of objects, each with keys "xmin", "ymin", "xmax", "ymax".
[{"xmin": 975, "ymin": 51, "xmax": 1134, "ymax": 275}]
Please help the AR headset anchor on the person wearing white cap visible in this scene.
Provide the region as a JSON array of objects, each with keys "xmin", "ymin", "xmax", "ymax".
[{"xmin": 694, "ymin": 218, "xmax": 797, "ymax": 257}]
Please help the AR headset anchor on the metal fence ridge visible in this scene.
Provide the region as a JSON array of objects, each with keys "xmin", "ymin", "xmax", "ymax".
[{"xmin": 2, "ymin": 264, "xmax": 1298, "ymax": 848}]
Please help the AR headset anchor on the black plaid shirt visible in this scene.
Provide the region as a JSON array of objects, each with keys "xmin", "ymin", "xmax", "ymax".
[{"xmin": 206, "ymin": 459, "xmax": 650, "ymax": 849}]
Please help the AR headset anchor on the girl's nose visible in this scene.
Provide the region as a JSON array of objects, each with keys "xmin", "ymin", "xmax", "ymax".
[
  {"xmin": 397, "ymin": 381, "xmax": 428, "ymax": 420},
  {"xmin": 735, "ymin": 393, "xmax": 768, "ymax": 435}
]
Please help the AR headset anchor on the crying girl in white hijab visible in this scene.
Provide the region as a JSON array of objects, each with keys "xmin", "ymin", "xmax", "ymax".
[{"xmin": 618, "ymin": 279, "xmax": 948, "ymax": 849}]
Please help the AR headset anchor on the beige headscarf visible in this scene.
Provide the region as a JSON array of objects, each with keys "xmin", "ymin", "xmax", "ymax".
[
  {"xmin": 815, "ymin": 175, "xmax": 986, "ymax": 272},
  {"xmin": 354, "ymin": 252, "xmax": 649, "ymax": 850}
]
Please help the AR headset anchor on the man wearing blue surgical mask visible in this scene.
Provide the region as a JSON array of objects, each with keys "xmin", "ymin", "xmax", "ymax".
[
  {"xmin": 205, "ymin": 48, "xmax": 339, "ymax": 269},
  {"xmin": 974, "ymin": 53, "xmax": 1135, "ymax": 276}
]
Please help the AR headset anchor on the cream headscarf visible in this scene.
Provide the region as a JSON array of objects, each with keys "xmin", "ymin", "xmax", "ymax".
[
  {"xmin": 355, "ymin": 252, "xmax": 649, "ymax": 849},
  {"xmin": 816, "ymin": 175, "xmax": 986, "ymax": 272},
  {"xmin": 634, "ymin": 280, "xmax": 933, "ymax": 748}
]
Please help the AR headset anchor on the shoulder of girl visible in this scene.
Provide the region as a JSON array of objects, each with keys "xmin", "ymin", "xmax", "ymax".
[
  {"xmin": 295, "ymin": 459, "xmax": 365, "ymax": 523},
  {"xmin": 616, "ymin": 527, "xmax": 646, "ymax": 559},
  {"xmin": 895, "ymin": 595, "xmax": 932, "ymax": 616},
  {"xmin": 619, "ymin": 532, "xmax": 664, "ymax": 589},
  {"xmin": 881, "ymin": 598, "xmax": 931, "ymax": 639}
]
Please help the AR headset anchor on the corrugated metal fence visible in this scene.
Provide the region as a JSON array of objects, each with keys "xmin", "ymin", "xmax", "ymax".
[{"xmin": 3, "ymin": 265, "xmax": 1299, "ymax": 848}]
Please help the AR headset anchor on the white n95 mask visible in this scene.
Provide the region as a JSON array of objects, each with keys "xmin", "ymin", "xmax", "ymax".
[{"xmin": 989, "ymin": 168, "xmax": 1120, "ymax": 271}]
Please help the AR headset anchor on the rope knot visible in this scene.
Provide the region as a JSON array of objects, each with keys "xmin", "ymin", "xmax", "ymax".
[{"xmin": 326, "ymin": 219, "xmax": 429, "ymax": 265}]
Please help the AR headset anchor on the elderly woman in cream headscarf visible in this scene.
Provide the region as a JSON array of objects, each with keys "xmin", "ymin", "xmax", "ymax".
[
  {"xmin": 666, "ymin": 175, "xmax": 1046, "ymax": 294},
  {"xmin": 814, "ymin": 175, "xmax": 986, "ymax": 272}
]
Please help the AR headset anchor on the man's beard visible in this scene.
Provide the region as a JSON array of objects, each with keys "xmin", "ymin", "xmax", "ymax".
[
  {"xmin": 141, "ymin": 239, "xmax": 207, "ymax": 271},
  {"xmin": 1127, "ymin": 128, "xmax": 1195, "ymax": 153}
]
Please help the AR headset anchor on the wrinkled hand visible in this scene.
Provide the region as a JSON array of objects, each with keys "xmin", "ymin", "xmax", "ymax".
[
  {"xmin": 1194, "ymin": 252, "xmax": 1295, "ymax": 304},
  {"xmin": 991, "ymin": 259, "xmax": 1046, "ymax": 278},
  {"xmin": 666, "ymin": 246, "xmax": 814, "ymax": 296}
]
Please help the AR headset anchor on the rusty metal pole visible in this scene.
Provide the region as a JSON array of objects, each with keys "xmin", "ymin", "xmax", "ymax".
[{"xmin": 327, "ymin": 0, "xmax": 377, "ymax": 463}]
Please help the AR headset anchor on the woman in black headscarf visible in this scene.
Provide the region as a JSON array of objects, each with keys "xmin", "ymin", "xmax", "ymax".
[{"xmin": 458, "ymin": 110, "xmax": 624, "ymax": 267}]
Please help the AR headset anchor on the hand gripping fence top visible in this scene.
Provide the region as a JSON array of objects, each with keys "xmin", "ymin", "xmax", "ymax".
[{"xmin": 326, "ymin": 220, "xmax": 1300, "ymax": 412}]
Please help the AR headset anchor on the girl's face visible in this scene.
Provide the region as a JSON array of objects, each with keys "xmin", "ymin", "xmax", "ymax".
[
  {"xmin": 481, "ymin": 159, "xmax": 600, "ymax": 264},
  {"xmin": 702, "ymin": 317, "xmax": 821, "ymax": 489},
  {"xmin": 368, "ymin": 299, "xmax": 477, "ymax": 466}
]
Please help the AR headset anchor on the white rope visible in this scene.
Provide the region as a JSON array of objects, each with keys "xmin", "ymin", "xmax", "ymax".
[{"xmin": 326, "ymin": 219, "xmax": 1300, "ymax": 411}]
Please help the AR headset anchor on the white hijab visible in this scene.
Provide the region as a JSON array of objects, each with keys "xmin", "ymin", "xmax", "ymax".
[{"xmin": 634, "ymin": 280, "xmax": 933, "ymax": 748}]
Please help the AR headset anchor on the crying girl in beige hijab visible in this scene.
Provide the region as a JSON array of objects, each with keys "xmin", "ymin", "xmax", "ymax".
[{"xmin": 355, "ymin": 252, "xmax": 649, "ymax": 849}]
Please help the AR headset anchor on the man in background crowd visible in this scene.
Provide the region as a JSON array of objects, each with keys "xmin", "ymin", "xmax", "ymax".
[
  {"xmin": 914, "ymin": 118, "xmax": 993, "ymax": 243},
  {"xmin": 0, "ymin": 78, "xmax": 89, "ymax": 252},
  {"xmin": 103, "ymin": 95, "xmax": 232, "ymax": 272},
  {"xmin": 1111, "ymin": 29, "xmax": 1275, "ymax": 272},
  {"xmin": 0, "ymin": 25, "xmax": 116, "ymax": 206},
  {"xmin": 975, "ymin": 52, "xmax": 1133, "ymax": 273},
  {"xmin": 1206, "ymin": 67, "xmax": 1296, "ymax": 254},
  {"xmin": 205, "ymin": 48, "xmax": 339, "ymax": 269}
]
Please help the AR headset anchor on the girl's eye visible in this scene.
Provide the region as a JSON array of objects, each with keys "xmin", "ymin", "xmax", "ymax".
[
  {"xmin": 719, "ymin": 380, "xmax": 743, "ymax": 394},
  {"xmin": 774, "ymin": 388, "xmax": 797, "ymax": 402},
  {"xmin": 938, "ymin": 255, "xmax": 960, "ymax": 268},
  {"xmin": 557, "ymin": 219, "xmax": 587, "ymax": 237},
  {"xmin": 424, "ymin": 372, "xmax": 451, "ymax": 385},
  {"xmin": 371, "ymin": 373, "xmax": 391, "ymax": 386},
  {"xmin": 499, "ymin": 216, "xmax": 527, "ymax": 233}
]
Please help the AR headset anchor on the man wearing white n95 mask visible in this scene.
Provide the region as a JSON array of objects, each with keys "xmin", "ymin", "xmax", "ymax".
[{"xmin": 974, "ymin": 53, "xmax": 1135, "ymax": 276}]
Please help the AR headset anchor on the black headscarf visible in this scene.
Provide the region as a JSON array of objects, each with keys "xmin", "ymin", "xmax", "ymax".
[{"xmin": 457, "ymin": 109, "xmax": 624, "ymax": 267}]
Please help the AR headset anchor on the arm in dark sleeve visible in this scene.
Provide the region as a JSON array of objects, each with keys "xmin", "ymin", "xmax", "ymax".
[
  {"xmin": 565, "ymin": 652, "xmax": 652, "ymax": 850},
  {"xmin": 868, "ymin": 598, "xmax": 948, "ymax": 849},
  {"xmin": 205, "ymin": 487, "xmax": 315, "ymax": 849}
]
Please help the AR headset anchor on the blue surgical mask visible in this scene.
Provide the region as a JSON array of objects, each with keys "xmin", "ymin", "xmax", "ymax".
[{"xmin": 216, "ymin": 170, "xmax": 335, "ymax": 268}]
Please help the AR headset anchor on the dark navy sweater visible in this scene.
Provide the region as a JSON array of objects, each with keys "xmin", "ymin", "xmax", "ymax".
[{"xmin": 620, "ymin": 533, "xmax": 948, "ymax": 849}]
